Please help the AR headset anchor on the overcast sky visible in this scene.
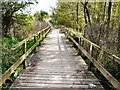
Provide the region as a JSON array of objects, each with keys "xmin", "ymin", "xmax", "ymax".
[{"xmin": 30, "ymin": 0, "xmax": 58, "ymax": 15}]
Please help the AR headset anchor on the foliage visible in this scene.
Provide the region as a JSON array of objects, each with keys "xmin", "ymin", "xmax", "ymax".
[
  {"xmin": 2, "ymin": 36, "xmax": 22, "ymax": 73},
  {"xmin": 34, "ymin": 10, "xmax": 48, "ymax": 21},
  {"xmin": 1, "ymin": 0, "xmax": 36, "ymax": 35},
  {"xmin": 53, "ymin": 1, "xmax": 120, "ymax": 53},
  {"xmin": 13, "ymin": 13, "xmax": 34, "ymax": 39}
]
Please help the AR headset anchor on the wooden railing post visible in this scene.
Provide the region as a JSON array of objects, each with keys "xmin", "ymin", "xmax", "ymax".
[
  {"xmin": 88, "ymin": 43, "xmax": 93, "ymax": 71},
  {"xmin": 34, "ymin": 35, "xmax": 37, "ymax": 53},
  {"xmin": 66, "ymin": 30, "xmax": 68, "ymax": 38},
  {"xmin": 42, "ymin": 31, "xmax": 44, "ymax": 39},
  {"xmin": 90, "ymin": 43, "xmax": 92, "ymax": 55},
  {"xmin": 39, "ymin": 33, "xmax": 41, "ymax": 46},
  {"xmin": 22, "ymin": 40, "xmax": 27, "ymax": 69},
  {"xmin": 78, "ymin": 37, "xmax": 81, "ymax": 55},
  {"xmin": 43, "ymin": 30, "xmax": 45, "ymax": 37},
  {"xmin": 45, "ymin": 29, "xmax": 47, "ymax": 37}
]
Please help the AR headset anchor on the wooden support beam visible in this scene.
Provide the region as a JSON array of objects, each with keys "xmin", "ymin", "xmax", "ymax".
[
  {"xmin": 34, "ymin": 36, "xmax": 37, "ymax": 53},
  {"xmin": 22, "ymin": 40, "xmax": 27, "ymax": 69},
  {"xmin": 39, "ymin": 33, "xmax": 41, "ymax": 46}
]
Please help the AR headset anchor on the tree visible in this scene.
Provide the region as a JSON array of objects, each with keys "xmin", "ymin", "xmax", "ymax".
[
  {"xmin": 53, "ymin": 1, "xmax": 120, "ymax": 53},
  {"xmin": 81, "ymin": 2, "xmax": 91, "ymax": 25},
  {"xmin": 107, "ymin": 1, "xmax": 112, "ymax": 28},
  {"xmin": 76, "ymin": 2, "xmax": 79, "ymax": 31},
  {"xmin": 34, "ymin": 11, "xmax": 48, "ymax": 21},
  {"xmin": 105, "ymin": 1, "xmax": 112, "ymax": 44},
  {"xmin": 118, "ymin": 2, "xmax": 120, "ymax": 53},
  {"xmin": 103, "ymin": 2, "xmax": 106, "ymax": 22},
  {"xmin": 2, "ymin": 1, "xmax": 36, "ymax": 35}
]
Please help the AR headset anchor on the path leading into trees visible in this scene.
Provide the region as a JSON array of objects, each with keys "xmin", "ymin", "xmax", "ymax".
[{"xmin": 12, "ymin": 28, "xmax": 104, "ymax": 89}]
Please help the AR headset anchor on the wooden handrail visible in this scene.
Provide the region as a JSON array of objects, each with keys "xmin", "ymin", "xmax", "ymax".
[
  {"xmin": 0, "ymin": 26, "xmax": 51, "ymax": 86},
  {"xmin": 62, "ymin": 27, "xmax": 120, "ymax": 89},
  {"xmin": 11, "ymin": 26, "xmax": 50, "ymax": 51},
  {"xmin": 68, "ymin": 28, "xmax": 120, "ymax": 64}
]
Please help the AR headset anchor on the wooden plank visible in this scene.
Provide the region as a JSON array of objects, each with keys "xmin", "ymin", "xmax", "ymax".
[
  {"xmin": 15, "ymin": 80, "xmax": 100, "ymax": 85},
  {"xmin": 12, "ymin": 83, "xmax": 103, "ymax": 89},
  {"xmin": 19, "ymin": 74, "xmax": 96, "ymax": 79},
  {"xmin": 66, "ymin": 32, "xmax": 120, "ymax": 89}
]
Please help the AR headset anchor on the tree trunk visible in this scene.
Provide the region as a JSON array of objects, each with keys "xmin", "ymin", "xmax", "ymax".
[
  {"xmin": 105, "ymin": 1, "xmax": 112, "ymax": 46},
  {"xmin": 76, "ymin": 2, "xmax": 79, "ymax": 31},
  {"xmin": 103, "ymin": 2, "xmax": 106, "ymax": 22},
  {"xmin": 83, "ymin": 6, "xmax": 88, "ymax": 24},
  {"xmin": 82, "ymin": 2, "xmax": 91, "ymax": 26},
  {"xmin": 107, "ymin": 1, "xmax": 112, "ymax": 28},
  {"xmin": 118, "ymin": 3, "xmax": 120, "ymax": 53},
  {"xmin": 118, "ymin": 25, "xmax": 120, "ymax": 53},
  {"xmin": 84, "ymin": 5, "xmax": 91, "ymax": 25},
  {"xmin": 81, "ymin": 2, "xmax": 88, "ymax": 24}
]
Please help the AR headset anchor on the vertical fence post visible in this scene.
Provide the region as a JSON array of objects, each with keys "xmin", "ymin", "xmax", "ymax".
[
  {"xmin": 22, "ymin": 40, "xmax": 27, "ymax": 69},
  {"xmin": 88, "ymin": 43, "xmax": 93, "ymax": 70},
  {"xmin": 78, "ymin": 37, "xmax": 81, "ymax": 55},
  {"xmin": 45, "ymin": 29, "xmax": 47, "ymax": 37},
  {"xmin": 43, "ymin": 30, "xmax": 45, "ymax": 39},
  {"xmin": 81, "ymin": 39, "xmax": 84, "ymax": 47},
  {"xmin": 96, "ymin": 50, "xmax": 104, "ymax": 73},
  {"xmin": 42, "ymin": 31, "xmax": 44, "ymax": 39},
  {"xmin": 90, "ymin": 43, "xmax": 92, "ymax": 55},
  {"xmin": 39, "ymin": 33, "xmax": 41, "ymax": 46},
  {"xmin": 34, "ymin": 35, "xmax": 37, "ymax": 53},
  {"xmin": 44, "ymin": 29, "xmax": 46, "ymax": 37},
  {"xmin": 65, "ymin": 29, "xmax": 70, "ymax": 39}
]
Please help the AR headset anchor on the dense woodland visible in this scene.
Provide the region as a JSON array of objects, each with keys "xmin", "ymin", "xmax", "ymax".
[
  {"xmin": 1, "ymin": 0, "xmax": 120, "ymax": 90},
  {"xmin": 53, "ymin": 2, "xmax": 120, "ymax": 55}
]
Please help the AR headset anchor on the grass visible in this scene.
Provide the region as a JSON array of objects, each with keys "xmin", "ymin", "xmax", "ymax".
[{"xmin": 3, "ymin": 35, "xmax": 21, "ymax": 47}]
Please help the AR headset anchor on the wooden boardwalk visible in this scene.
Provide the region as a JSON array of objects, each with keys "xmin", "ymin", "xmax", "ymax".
[{"xmin": 12, "ymin": 28, "xmax": 104, "ymax": 89}]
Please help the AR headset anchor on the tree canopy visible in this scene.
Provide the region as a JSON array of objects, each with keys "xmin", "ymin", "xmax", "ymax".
[{"xmin": 2, "ymin": 0, "xmax": 37, "ymax": 35}]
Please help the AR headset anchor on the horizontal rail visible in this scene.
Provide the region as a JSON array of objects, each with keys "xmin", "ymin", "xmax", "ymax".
[
  {"xmin": 62, "ymin": 28, "xmax": 120, "ymax": 89},
  {"xmin": 68, "ymin": 28, "xmax": 120, "ymax": 64},
  {"xmin": 0, "ymin": 26, "xmax": 51, "ymax": 86},
  {"xmin": 11, "ymin": 26, "xmax": 50, "ymax": 51}
]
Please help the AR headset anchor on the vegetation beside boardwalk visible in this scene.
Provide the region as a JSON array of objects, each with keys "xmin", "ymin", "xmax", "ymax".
[{"xmin": 1, "ymin": 1, "xmax": 49, "ymax": 89}]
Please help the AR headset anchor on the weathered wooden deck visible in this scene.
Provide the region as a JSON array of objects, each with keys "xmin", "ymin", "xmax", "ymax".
[{"xmin": 12, "ymin": 28, "xmax": 104, "ymax": 89}]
